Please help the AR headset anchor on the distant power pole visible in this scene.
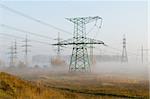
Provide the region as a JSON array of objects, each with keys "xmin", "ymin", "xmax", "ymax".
[
  {"xmin": 140, "ymin": 45, "xmax": 150, "ymax": 63},
  {"xmin": 141, "ymin": 45, "xmax": 143, "ymax": 63},
  {"xmin": 22, "ymin": 34, "xmax": 31, "ymax": 66},
  {"xmin": 9, "ymin": 43, "xmax": 14, "ymax": 66},
  {"xmin": 54, "ymin": 32, "xmax": 62, "ymax": 57},
  {"xmin": 121, "ymin": 34, "xmax": 128, "ymax": 62},
  {"xmin": 14, "ymin": 40, "xmax": 17, "ymax": 64},
  {"xmin": 8, "ymin": 40, "xmax": 17, "ymax": 67}
]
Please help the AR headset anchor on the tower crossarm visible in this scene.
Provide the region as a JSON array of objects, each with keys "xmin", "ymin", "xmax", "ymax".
[
  {"xmin": 52, "ymin": 38, "xmax": 73, "ymax": 46},
  {"xmin": 52, "ymin": 37, "xmax": 106, "ymax": 46},
  {"xmin": 66, "ymin": 16, "xmax": 102, "ymax": 24},
  {"xmin": 85, "ymin": 38, "xmax": 106, "ymax": 45}
]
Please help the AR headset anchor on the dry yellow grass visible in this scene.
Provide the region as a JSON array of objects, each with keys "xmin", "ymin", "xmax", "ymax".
[
  {"xmin": 0, "ymin": 72, "xmax": 120, "ymax": 99},
  {"xmin": 0, "ymin": 72, "xmax": 149, "ymax": 99},
  {"xmin": 0, "ymin": 72, "xmax": 65, "ymax": 99}
]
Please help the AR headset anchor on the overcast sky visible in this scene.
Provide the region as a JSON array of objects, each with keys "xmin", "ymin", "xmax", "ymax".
[{"xmin": 0, "ymin": 0, "xmax": 148, "ymax": 63}]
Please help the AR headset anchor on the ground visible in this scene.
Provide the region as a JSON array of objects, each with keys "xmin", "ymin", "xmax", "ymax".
[{"xmin": 0, "ymin": 67, "xmax": 149, "ymax": 99}]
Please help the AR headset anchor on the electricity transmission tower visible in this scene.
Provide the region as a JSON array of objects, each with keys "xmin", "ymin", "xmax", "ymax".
[
  {"xmin": 9, "ymin": 43, "xmax": 14, "ymax": 66},
  {"xmin": 14, "ymin": 40, "xmax": 17, "ymax": 65},
  {"xmin": 54, "ymin": 32, "xmax": 63, "ymax": 57},
  {"xmin": 22, "ymin": 34, "xmax": 31, "ymax": 66},
  {"xmin": 9, "ymin": 40, "xmax": 17, "ymax": 67},
  {"xmin": 140, "ymin": 45, "xmax": 150, "ymax": 63},
  {"xmin": 121, "ymin": 34, "xmax": 128, "ymax": 62},
  {"xmin": 53, "ymin": 16, "xmax": 105, "ymax": 72}
]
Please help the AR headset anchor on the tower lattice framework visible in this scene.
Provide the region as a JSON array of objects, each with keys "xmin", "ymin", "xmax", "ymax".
[
  {"xmin": 121, "ymin": 34, "xmax": 128, "ymax": 62},
  {"xmin": 53, "ymin": 16, "xmax": 105, "ymax": 72}
]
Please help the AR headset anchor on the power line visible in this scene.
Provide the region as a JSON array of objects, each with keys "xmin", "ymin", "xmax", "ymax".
[
  {"xmin": 0, "ymin": 4, "xmax": 72, "ymax": 35},
  {"xmin": 0, "ymin": 33, "xmax": 51, "ymax": 45},
  {"xmin": 0, "ymin": 33, "xmax": 24, "ymax": 39},
  {"xmin": 106, "ymin": 45, "xmax": 139, "ymax": 57},
  {"xmin": 87, "ymin": 18, "xmax": 102, "ymax": 37},
  {"xmin": 0, "ymin": 24, "xmax": 54, "ymax": 40},
  {"xmin": 0, "ymin": 34, "xmax": 52, "ymax": 55},
  {"xmin": 94, "ymin": 47, "xmax": 119, "ymax": 55}
]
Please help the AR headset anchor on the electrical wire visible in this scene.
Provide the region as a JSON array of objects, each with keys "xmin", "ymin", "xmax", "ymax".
[
  {"xmin": 0, "ymin": 3, "xmax": 72, "ymax": 35},
  {"xmin": 86, "ymin": 24, "xmax": 96, "ymax": 35},
  {"xmin": 0, "ymin": 33, "xmax": 51, "ymax": 45},
  {"xmin": 0, "ymin": 24, "xmax": 54, "ymax": 40},
  {"xmin": 106, "ymin": 45, "xmax": 139, "ymax": 56}
]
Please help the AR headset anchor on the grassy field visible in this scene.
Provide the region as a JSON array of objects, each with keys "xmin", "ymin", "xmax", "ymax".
[
  {"xmin": 32, "ymin": 73, "xmax": 149, "ymax": 99},
  {"xmin": 0, "ymin": 72, "xmax": 69, "ymax": 99},
  {"xmin": 0, "ymin": 70, "xmax": 149, "ymax": 99}
]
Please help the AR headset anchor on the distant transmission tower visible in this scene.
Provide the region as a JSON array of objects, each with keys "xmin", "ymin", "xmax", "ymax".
[
  {"xmin": 53, "ymin": 16, "xmax": 105, "ymax": 72},
  {"xmin": 22, "ymin": 34, "xmax": 31, "ymax": 66},
  {"xmin": 54, "ymin": 32, "xmax": 62, "ymax": 57},
  {"xmin": 9, "ymin": 40, "xmax": 17, "ymax": 67},
  {"xmin": 121, "ymin": 34, "xmax": 128, "ymax": 62},
  {"xmin": 9, "ymin": 43, "xmax": 14, "ymax": 66},
  {"xmin": 140, "ymin": 45, "xmax": 150, "ymax": 63},
  {"xmin": 14, "ymin": 40, "xmax": 17, "ymax": 65}
]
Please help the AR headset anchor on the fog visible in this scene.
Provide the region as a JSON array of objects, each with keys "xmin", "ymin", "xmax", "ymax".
[
  {"xmin": 0, "ymin": 59, "xmax": 148, "ymax": 81},
  {"xmin": 93, "ymin": 62, "xmax": 148, "ymax": 79}
]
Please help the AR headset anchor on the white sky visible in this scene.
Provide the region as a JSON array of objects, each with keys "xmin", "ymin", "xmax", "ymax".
[{"xmin": 0, "ymin": 0, "xmax": 148, "ymax": 62}]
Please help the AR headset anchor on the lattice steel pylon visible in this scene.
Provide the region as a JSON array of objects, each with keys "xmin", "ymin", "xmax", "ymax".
[
  {"xmin": 9, "ymin": 40, "xmax": 17, "ymax": 67},
  {"xmin": 9, "ymin": 43, "xmax": 14, "ymax": 67},
  {"xmin": 22, "ymin": 34, "xmax": 31, "ymax": 66},
  {"xmin": 121, "ymin": 34, "xmax": 128, "ymax": 62},
  {"xmin": 53, "ymin": 16, "xmax": 105, "ymax": 72},
  {"xmin": 54, "ymin": 32, "xmax": 62, "ymax": 57}
]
